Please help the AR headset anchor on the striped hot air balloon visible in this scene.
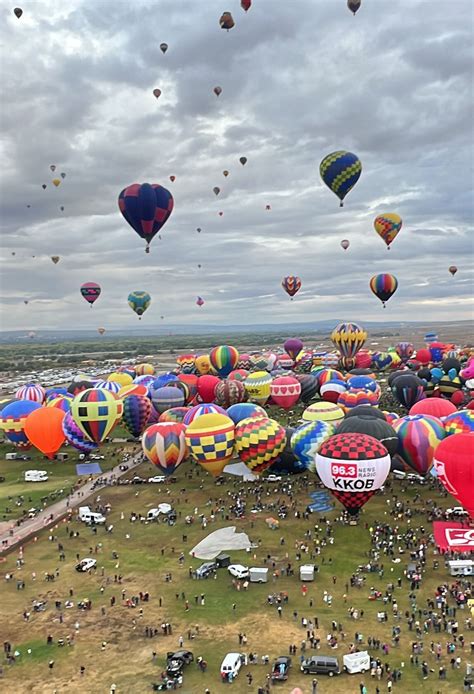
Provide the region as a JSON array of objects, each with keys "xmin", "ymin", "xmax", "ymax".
[
  {"xmin": 209, "ymin": 345, "xmax": 239, "ymax": 378},
  {"xmin": 369, "ymin": 274, "xmax": 398, "ymax": 307},
  {"xmin": 15, "ymin": 383, "xmax": 45, "ymax": 403},
  {"xmin": 281, "ymin": 276, "xmax": 301, "ymax": 299},
  {"xmin": 142, "ymin": 422, "xmax": 187, "ymax": 475}
]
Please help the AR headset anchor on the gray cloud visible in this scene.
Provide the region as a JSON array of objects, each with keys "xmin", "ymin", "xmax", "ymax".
[{"xmin": 0, "ymin": 0, "xmax": 473, "ymax": 333}]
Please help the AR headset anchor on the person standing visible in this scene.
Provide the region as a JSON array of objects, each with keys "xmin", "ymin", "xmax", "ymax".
[{"xmin": 312, "ymin": 678, "xmax": 318, "ymax": 693}]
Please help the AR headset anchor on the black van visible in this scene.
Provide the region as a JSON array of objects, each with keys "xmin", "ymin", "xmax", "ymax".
[{"xmin": 301, "ymin": 655, "xmax": 340, "ymax": 676}]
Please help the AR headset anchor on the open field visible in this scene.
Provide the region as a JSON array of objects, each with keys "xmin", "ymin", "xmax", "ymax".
[{"xmin": 0, "ymin": 452, "xmax": 468, "ymax": 694}]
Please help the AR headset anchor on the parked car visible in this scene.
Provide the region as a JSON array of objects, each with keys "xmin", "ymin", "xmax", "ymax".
[
  {"xmin": 220, "ymin": 652, "xmax": 244, "ymax": 681},
  {"xmin": 27, "ymin": 508, "xmax": 40, "ymax": 518},
  {"xmin": 75, "ymin": 558, "xmax": 97, "ymax": 573},
  {"xmin": 406, "ymin": 473, "xmax": 426, "ymax": 484},
  {"xmin": 266, "ymin": 474, "xmax": 282, "ymax": 482},
  {"xmin": 301, "ymin": 655, "xmax": 340, "ymax": 676},
  {"xmin": 196, "ymin": 562, "xmax": 218, "ymax": 579},
  {"xmin": 446, "ymin": 507, "xmax": 469, "ymax": 517},
  {"xmin": 148, "ymin": 476, "xmax": 166, "ymax": 483},
  {"xmin": 392, "ymin": 470, "xmax": 406, "ymax": 480},
  {"xmin": 131, "ymin": 476, "xmax": 146, "ymax": 484},
  {"xmin": 166, "ymin": 650, "xmax": 193, "ymax": 676},
  {"xmin": 271, "ymin": 656, "xmax": 291, "ymax": 681},
  {"xmin": 228, "ymin": 564, "xmax": 249, "ymax": 580}
]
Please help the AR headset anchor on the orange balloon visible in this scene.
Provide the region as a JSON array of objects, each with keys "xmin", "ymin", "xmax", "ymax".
[{"xmin": 24, "ymin": 407, "xmax": 66, "ymax": 459}]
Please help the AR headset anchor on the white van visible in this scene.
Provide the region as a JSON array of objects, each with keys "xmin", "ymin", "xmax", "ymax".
[
  {"xmin": 343, "ymin": 651, "xmax": 370, "ymax": 674},
  {"xmin": 78, "ymin": 506, "xmax": 106, "ymax": 525},
  {"xmin": 249, "ymin": 567, "xmax": 268, "ymax": 583},
  {"xmin": 220, "ymin": 652, "xmax": 244, "ymax": 681},
  {"xmin": 448, "ymin": 560, "xmax": 474, "ymax": 576},
  {"xmin": 24, "ymin": 470, "xmax": 49, "ymax": 482},
  {"xmin": 146, "ymin": 504, "xmax": 172, "ymax": 521}
]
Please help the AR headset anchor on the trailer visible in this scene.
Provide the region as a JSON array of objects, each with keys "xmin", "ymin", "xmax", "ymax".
[
  {"xmin": 300, "ymin": 564, "xmax": 315, "ymax": 582},
  {"xmin": 249, "ymin": 567, "xmax": 268, "ymax": 583}
]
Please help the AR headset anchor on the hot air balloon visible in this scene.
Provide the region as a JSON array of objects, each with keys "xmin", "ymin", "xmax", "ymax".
[
  {"xmin": 235, "ymin": 417, "xmax": 286, "ymax": 475},
  {"xmin": 153, "ymin": 88, "xmax": 161, "ymax": 99},
  {"xmin": 142, "ymin": 422, "xmax": 187, "ymax": 475},
  {"xmin": 213, "ymin": 186, "xmax": 220, "ymax": 196},
  {"xmin": 24, "ymin": 407, "xmax": 66, "ymax": 459},
  {"xmin": 284, "ymin": 338, "xmax": 303, "ymax": 361},
  {"xmin": 281, "ymin": 276, "xmax": 301, "ymax": 299},
  {"xmin": 395, "ymin": 342, "xmax": 414, "ymax": 362},
  {"xmin": 62, "ymin": 412, "xmax": 97, "ymax": 454},
  {"xmin": 320, "ymin": 151, "xmax": 362, "ymax": 207},
  {"xmin": 60, "ymin": 172, "xmax": 66, "ymax": 179},
  {"xmin": 409, "ymin": 397, "xmax": 456, "ymax": 419},
  {"xmin": 374, "ymin": 214, "xmax": 402, "ymax": 250},
  {"xmin": 186, "ymin": 413, "xmax": 235, "ymax": 476},
  {"xmin": 226, "ymin": 402, "xmax": 266, "ymax": 424},
  {"xmin": 223, "ymin": 170, "xmax": 229, "ymax": 177},
  {"xmin": 369, "ymin": 274, "xmax": 398, "ymax": 307},
  {"xmin": 302, "ymin": 401, "xmax": 345, "ymax": 425},
  {"xmin": 391, "ymin": 373, "xmax": 425, "ymax": 409},
  {"xmin": 42, "ymin": 184, "xmax": 47, "ymax": 190},
  {"xmin": 239, "ymin": 157, "xmax": 247, "ymax": 166},
  {"xmin": 449, "ymin": 265, "xmax": 458, "ymax": 276},
  {"xmin": 70, "ymin": 389, "xmax": 123, "ymax": 444},
  {"xmin": 443, "ymin": 410, "xmax": 474, "ymax": 436},
  {"xmin": 196, "ymin": 296, "xmax": 205, "ymax": 307},
  {"xmin": 209, "ymin": 345, "xmax": 240, "ymax": 378},
  {"xmin": 197, "ymin": 374, "xmax": 220, "ymax": 402},
  {"xmin": 266, "ymin": 204, "xmax": 271, "ymax": 210},
  {"xmin": 241, "ymin": 0, "xmax": 251, "ymax": 10},
  {"xmin": 271, "ymin": 376, "xmax": 301, "ymax": 410},
  {"xmin": 122, "ymin": 394, "xmax": 152, "ymax": 438},
  {"xmin": 50, "ymin": 165, "xmax": 56, "ymax": 172},
  {"xmin": 331, "ymin": 322, "xmax": 366, "ymax": 358},
  {"xmin": 244, "ymin": 371, "xmax": 272, "ymax": 405},
  {"xmin": 219, "ymin": 11, "xmax": 235, "ymax": 30},
  {"xmin": 316, "ymin": 433, "xmax": 390, "ymax": 515},
  {"xmin": 337, "ymin": 414, "xmax": 398, "ymax": 457},
  {"xmin": 341, "ymin": 239, "xmax": 350, "ymax": 250},
  {"xmin": 183, "ymin": 403, "xmax": 226, "ymax": 426},
  {"xmin": 151, "ymin": 386, "xmax": 185, "ymax": 414},
  {"xmin": 434, "ymin": 434, "xmax": 474, "ymax": 517},
  {"xmin": 52, "ymin": 179, "xmax": 61, "ymax": 187},
  {"xmin": 128, "ymin": 291, "xmax": 151, "ymax": 319},
  {"xmin": 214, "ymin": 86, "xmax": 222, "ymax": 96},
  {"xmin": 80, "ymin": 282, "xmax": 101, "ymax": 307},
  {"xmin": 47, "ymin": 395, "xmax": 72, "ymax": 413},
  {"xmin": 291, "ymin": 420, "xmax": 335, "ymax": 473},
  {"xmin": 51, "ymin": 256, "xmax": 60, "ymax": 264},
  {"xmin": 118, "ymin": 182, "xmax": 174, "ymax": 252},
  {"xmin": 176, "ymin": 354, "xmax": 196, "ymax": 374},
  {"xmin": 215, "ymin": 380, "xmax": 247, "ymax": 409},
  {"xmin": 347, "ymin": 0, "xmax": 361, "ymax": 14},
  {"xmin": 393, "ymin": 414, "xmax": 445, "ymax": 475},
  {"xmin": 158, "ymin": 407, "xmax": 190, "ymax": 424},
  {"xmin": 160, "ymin": 42, "xmax": 168, "ymax": 54},
  {"xmin": 293, "ymin": 373, "xmax": 318, "ymax": 403},
  {"xmin": 14, "ymin": 7, "xmax": 23, "ymax": 18},
  {"xmin": 0, "ymin": 400, "xmax": 41, "ymax": 449},
  {"xmin": 15, "ymin": 383, "xmax": 45, "ymax": 403}
]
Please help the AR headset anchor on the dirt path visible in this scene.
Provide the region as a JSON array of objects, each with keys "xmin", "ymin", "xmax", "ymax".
[{"xmin": 0, "ymin": 453, "xmax": 144, "ymax": 556}]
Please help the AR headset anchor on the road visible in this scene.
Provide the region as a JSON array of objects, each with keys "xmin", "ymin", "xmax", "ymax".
[{"xmin": 0, "ymin": 453, "xmax": 144, "ymax": 556}]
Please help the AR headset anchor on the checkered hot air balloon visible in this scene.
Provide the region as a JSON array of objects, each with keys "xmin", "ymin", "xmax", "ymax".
[
  {"xmin": 393, "ymin": 414, "xmax": 445, "ymax": 476},
  {"xmin": 235, "ymin": 417, "xmax": 286, "ymax": 475},
  {"xmin": 291, "ymin": 420, "xmax": 335, "ymax": 473},
  {"xmin": 374, "ymin": 213, "xmax": 402, "ymax": 250},
  {"xmin": 62, "ymin": 412, "xmax": 98, "ymax": 454},
  {"xmin": 142, "ymin": 422, "xmax": 187, "ymax": 475},
  {"xmin": 0, "ymin": 400, "xmax": 41, "ymax": 449},
  {"xmin": 209, "ymin": 345, "xmax": 240, "ymax": 378},
  {"xmin": 15, "ymin": 383, "xmax": 45, "ymax": 403},
  {"xmin": 122, "ymin": 395, "xmax": 152, "ymax": 438},
  {"xmin": 71, "ymin": 389, "xmax": 123, "ymax": 444},
  {"xmin": 320, "ymin": 151, "xmax": 362, "ymax": 206},
  {"xmin": 331, "ymin": 323, "xmax": 367, "ymax": 359},
  {"xmin": 443, "ymin": 410, "xmax": 474, "ymax": 436},
  {"xmin": 118, "ymin": 183, "xmax": 174, "ymax": 253},
  {"xmin": 185, "ymin": 413, "xmax": 235, "ymax": 477},
  {"xmin": 281, "ymin": 276, "xmax": 301, "ymax": 299},
  {"xmin": 316, "ymin": 433, "xmax": 390, "ymax": 515}
]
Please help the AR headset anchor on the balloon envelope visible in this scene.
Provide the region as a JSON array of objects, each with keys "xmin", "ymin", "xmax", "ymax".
[
  {"xmin": 142, "ymin": 422, "xmax": 187, "ymax": 475},
  {"xmin": 24, "ymin": 407, "xmax": 66, "ymax": 459},
  {"xmin": 434, "ymin": 434, "xmax": 474, "ymax": 517}
]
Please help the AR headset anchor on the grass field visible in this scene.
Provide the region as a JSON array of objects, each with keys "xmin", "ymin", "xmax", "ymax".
[{"xmin": 0, "ymin": 447, "xmax": 469, "ymax": 694}]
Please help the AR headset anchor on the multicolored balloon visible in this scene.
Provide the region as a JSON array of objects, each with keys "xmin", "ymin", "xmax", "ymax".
[
  {"xmin": 291, "ymin": 420, "xmax": 335, "ymax": 473},
  {"xmin": 235, "ymin": 417, "xmax": 286, "ymax": 474},
  {"xmin": 0, "ymin": 400, "xmax": 42, "ymax": 449},
  {"xmin": 331, "ymin": 322, "xmax": 367, "ymax": 358},
  {"xmin": 320, "ymin": 151, "xmax": 362, "ymax": 207},
  {"xmin": 62, "ymin": 412, "xmax": 98, "ymax": 454},
  {"xmin": 80, "ymin": 282, "xmax": 101, "ymax": 307},
  {"xmin": 209, "ymin": 345, "xmax": 240, "ymax": 378},
  {"xmin": 118, "ymin": 183, "xmax": 174, "ymax": 253},
  {"xmin": 215, "ymin": 380, "xmax": 247, "ymax": 409},
  {"xmin": 142, "ymin": 422, "xmax": 187, "ymax": 475},
  {"xmin": 158, "ymin": 407, "xmax": 190, "ymax": 424},
  {"xmin": 443, "ymin": 410, "xmax": 474, "ymax": 436},
  {"xmin": 434, "ymin": 434, "xmax": 474, "ymax": 517},
  {"xmin": 128, "ymin": 291, "xmax": 151, "ymax": 319},
  {"xmin": 122, "ymin": 395, "xmax": 152, "ymax": 438},
  {"xmin": 183, "ymin": 403, "xmax": 226, "ymax": 426},
  {"xmin": 281, "ymin": 276, "xmax": 301, "ymax": 299},
  {"xmin": 393, "ymin": 414, "xmax": 445, "ymax": 475},
  {"xmin": 370, "ymin": 274, "xmax": 398, "ymax": 307},
  {"xmin": 185, "ymin": 413, "xmax": 235, "ymax": 476},
  {"xmin": 374, "ymin": 213, "xmax": 402, "ymax": 249},
  {"xmin": 244, "ymin": 371, "xmax": 272, "ymax": 405},
  {"xmin": 70, "ymin": 389, "xmax": 123, "ymax": 444},
  {"xmin": 316, "ymin": 434, "xmax": 390, "ymax": 515},
  {"xmin": 15, "ymin": 383, "xmax": 45, "ymax": 403},
  {"xmin": 226, "ymin": 402, "xmax": 267, "ymax": 425},
  {"xmin": 391, "ymin": 374, "xmax": 425, "ymax": 409},
  {"xmin": 302, "ymin": 401, "xmax": 345, "ymax": 424}
]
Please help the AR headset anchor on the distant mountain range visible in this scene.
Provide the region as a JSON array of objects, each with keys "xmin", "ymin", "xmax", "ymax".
[{"xmin": 1, "ymin": 320, "xmax": 471, "ymax": 343}]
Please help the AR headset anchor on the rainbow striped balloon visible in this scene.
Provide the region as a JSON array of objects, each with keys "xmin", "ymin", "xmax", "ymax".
[
  {"xmin": 209, "ymin": 345, "xmax": 240, "ymax": 378},
  {"xmin": 369, "ymin": 274, "xmax": 398, "ymax": 307},
  {"xmin": 393, "ymin": 414, "xmax": 445, "ymax": 476},
  {"xmin": 142, "ymin": 422, "xmax": 187, "ymax": 475}
]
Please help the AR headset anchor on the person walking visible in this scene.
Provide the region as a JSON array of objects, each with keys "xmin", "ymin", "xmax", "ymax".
[{"xmin": 312, "ymin": 678, "xmax": 318, "ymax": 694}]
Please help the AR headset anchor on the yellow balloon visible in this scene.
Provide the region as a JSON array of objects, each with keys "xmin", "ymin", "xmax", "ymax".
[
  {"xmin": 244, "ymin": 371, "xmax": 272, "ymax": 405},
  {"xmin": 135, "ymin": 363, "xmax": 155, "ymax": 376},
  {"xmin": 185, "ymin": 413, "xmax": 235, "ymax": 477},
  {"xmin": 52, "ymin": 178, "xmax": 61, "ymax": 187},
  {"xmin": 195, "ymin": 355, "xmax": 211, "ymax": 375},
  {"xmin": 107, "ymin": 372, "xmax": 133, "ymax": 387}
]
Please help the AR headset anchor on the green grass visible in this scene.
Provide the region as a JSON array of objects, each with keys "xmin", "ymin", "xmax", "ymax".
[{"xmin": 0, "ymin": 454, "xmax": 467, "ymax": 693}]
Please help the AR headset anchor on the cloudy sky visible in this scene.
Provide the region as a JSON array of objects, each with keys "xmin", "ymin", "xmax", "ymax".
[{"xmin": 0, "ymin": 0, "xmax": 473, "ymax": 332}]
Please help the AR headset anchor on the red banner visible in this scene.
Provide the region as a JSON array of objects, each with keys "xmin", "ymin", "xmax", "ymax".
[{"xmin": 433, "ymin": 522, "xmax": 474, "ymax": 553}]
